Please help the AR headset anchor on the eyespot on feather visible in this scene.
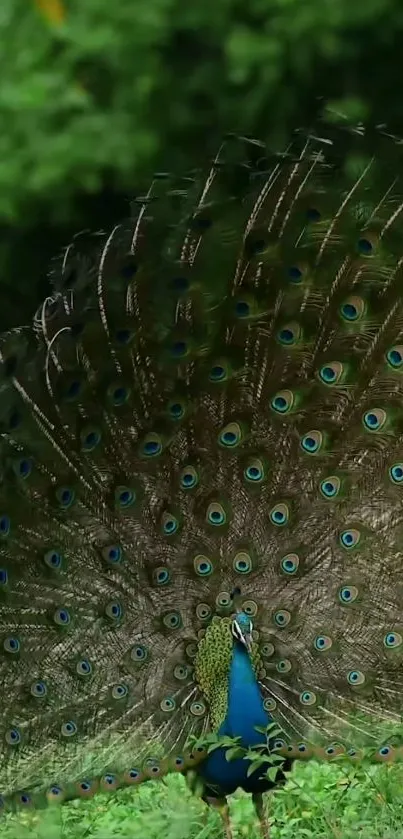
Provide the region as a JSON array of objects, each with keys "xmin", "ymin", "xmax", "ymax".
[{"xmin": 339, "ymin": 295, "xmax": 366, "ymax": 323}]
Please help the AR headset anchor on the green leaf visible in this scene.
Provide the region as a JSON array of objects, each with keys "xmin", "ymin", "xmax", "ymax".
[
  {"xmin": 246, "ymin": 758, "xmax": 266, "ymax": 777},
  {"xmin": 225, "ymin": 747, "xmax": 245, "ymax": 762},
  {"xmin": 266, "ymin": 765, "xmax": 281, "ymax": 782}
]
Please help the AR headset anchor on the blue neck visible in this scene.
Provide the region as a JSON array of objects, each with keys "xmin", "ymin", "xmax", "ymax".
[
  {"xmin": 224, "ymin": 642, "xmax": 269, "ymax": 745},
  {"xmin": 199, "ymin": 643, "xmax": 272, "ymax": 795}
]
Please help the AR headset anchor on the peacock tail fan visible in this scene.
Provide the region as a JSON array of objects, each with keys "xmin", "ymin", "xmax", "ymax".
[{"xmin": 2, "ymin": 114, "xmax": 403, "ymax": 812}]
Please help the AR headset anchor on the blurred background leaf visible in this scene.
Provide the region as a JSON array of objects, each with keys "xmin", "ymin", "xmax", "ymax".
[{"xmin": 2, "ymin": 0, "xmax": 403, "ymax": 327}]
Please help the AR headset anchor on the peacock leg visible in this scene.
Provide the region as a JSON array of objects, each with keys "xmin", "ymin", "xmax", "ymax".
[
  {"xmin": 252, "ymin": 792, "xmax": 270, "ymax": 839},
  {"xmin": 204, "ymin": 796, "xmax": 233, "ymax": 839}
]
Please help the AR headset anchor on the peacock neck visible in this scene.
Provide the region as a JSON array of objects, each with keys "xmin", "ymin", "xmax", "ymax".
[
  {"xmin": 224, "ymin": 642, "xmax": 270, "ymax": 746},
  {"xmin": 198, "ymin": 641, "xmax": 272, "ymax": 795}
]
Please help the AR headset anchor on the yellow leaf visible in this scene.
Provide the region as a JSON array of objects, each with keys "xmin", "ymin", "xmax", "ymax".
[{"xmin": 33, "ymin": 0, "xmax": 66, "ymax": 25}]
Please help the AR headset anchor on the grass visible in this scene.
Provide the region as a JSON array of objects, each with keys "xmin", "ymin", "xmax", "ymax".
[{"xmin": 3, "ymin": 759, "xmax": 403, "ymax": 839}]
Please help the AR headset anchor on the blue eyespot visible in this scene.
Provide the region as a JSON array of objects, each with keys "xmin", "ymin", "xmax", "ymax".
[
  {"xmin": 53, "ymin": 608, "xmax": 71, "ymax": 626},
  {"xmin": 269, "ymin": 503, "xmax": 289, "ymax": 527},
  {"xmin": 4, "ymin": 636, "xmax": 20, "ymax": 653},
  {"xmin": 278, "ymin": 328, "xmax": 294, "ymax": 344},
  {"xmin": 162, "ymin": 514, "xmax": 179, "ymax": 535},
  {"xmin": 6, "ymin": 727, "xmax": 21, "ymax": 745},
  {"xmin": 235, "ymin": 300, "xmax": 250, "ymax": 318},
  {"xmin": 271, "ymin": 395, "xmax": 287, "ymax": 412},
  {"xmin": 314, "ymin": 635, "xmax": 332, "ymax": 651},
  {"xmin": 280, "ymin": 553, "xmax": 299, "ymax": 575},
  {"xmin": 14, "ymin": 458, "xmax": 32, "ymax": 478},
  {"xmin": 389, "ymin": 463, "xmax": 403, "ymax": 484},
  {"xmin": 347, "ymin": 670, "xmax": 365, "ymax": 685},
  {"xmin": 341, "ymin": 303, "xmax": 358, "ymax": 320},
  {"xmin": 273, "ymin": 609, "xmax": 291, "ymax": 627},
  {"xmin": 105, "ymin": 601, "xmax": 123, "ymax": 620},
  {"xmin": 339, "ymin": 529, "xmax": 360, "ymax": 549},
  {"xmin": 102, "ymin": 544, "xmax": 123, "ymax": 567},
  {"xmin": 56, "ymin": 487, "xmax": 75, "ymax": 509},
  {"xmin": 276, "ymin": 322, "xmax": 301, "ymax": 346},
  {"xmin": 44, "ymin": 550, "xmax": 62, "ymax": 570},
  {"xmin": 301, "ymin": 435, "xmax": 317, "ymax": 452},
  {"xmin": 180, "ymin": 466, "xmax": 198, "ymax": 489},
  {"xmin": 378, "ymin": 745, "xmax": 393, "ymax": 758},
  {"xmin": 153, "ymin": 567, "xmax": 171, "ymax": 585},
  {"xmin": 339, "ymin": 586, "xmax": 358, "ymax": 604},
  {"xmin": 0, "ymin": 568, "xmax": 8, "ymax": 585},
  {"xmin": 301, "ymin": 431, "xmax": 323, "ymax": 454},
  {"xmin": 112, "ymin": 386, "xmax": 130, "ymax": 406},
  {"xmin": 160, "ymin": 697, "xmax": 176, "ymax": 712},
  {"xmin": 233, "ymin": 552, "xmax": 252, "ymax": 574},
  {"xmin": 0, "ymin": 515, "xmax": 10, "ymax": 537},
  {"xmin": 48, "ymin": 785, "xmax": 63, "ymax": 798},
  {"xmin": 276, "ymin": 659, "xmax": 291, "ymax": 673},
  {"xmin": 299, "ymin": 691, "xmax": 316, "ymax": 705},
  {"xmin": 340, "ymin": 296, "xmax": 365, "ymax": 322},
  {"xmin": 145, "ymin": 440, "xmax": 161, "ymax": 455},
  {"xmin": 171, "ymin": 340, "xmax": 188, "ymax": 358},
  {"xmin": 209, "ymin": 364, "xmax": 226, "ymax": 382},
  {"xmin": 206, "ymin": 502, "xmax": 227, "ymax": 526},
  {"xmin": 163, "ymin": 611, "xmax": 182, "ymax": 630},
  {"xmin": 320, "ymin": 365, "xmax": 336, "ymax": 383},
  {"xmin": 387, "ymin": 347, "xmax": 403, "ymax": 368},
  {"xmin": 81, "ymin": 429, "xmax": 101, "ymax": 452},
  {"xmin": 270, "ymin": 389, "xmax": 294, "ymax": 414},
  {"xmin": 384, "ymin": 631, "xmax": 402, "ymax": 648},
  {"xmin": 116, "ymin": 487, "xmax": 135, "ymax": 508},
  {"xmin": 65, "ymin": 379, "xmax": 82, "ymax": 401},
  {"xmin": 194, "ymin": 556, "xmax": 213, "ymax": 576},
  {"xmin": 141, "ymin": 432, "xmax": 163, "ymax": 457},
  {"xmin": 357, "ymin": 237, "xmax": 374, "ymax": 255},
  {"xmin": 363, "ymin": 409, "xmax": 386, "ymax": 432},
  {"xmin": 76, "ymin": 659, "xmax": 92, "ymax": 676},
  {"xmin": 112, "ymin": 683, "xmax": 129, "ymax": 699},
  {"xmin": 320, "ymin": 476, "xmax": 340, "ymax": 498},
  {"xmin": 131, "ymin": 645, "xmax": 148, "ymax": 661},
  {"xmin": 30, "ymin": 680, "xmax": 47, "ymax": 698},
  {"xmin": 218, "ymin": 422, "xmax": 242, "ymax": 448},
  {"xmin": 168, "ymin": 401, "xmax": 185, "ymax": 419},
  {"xmin": 61, "ymin": 721, "xmax": 77, "ymax": 737},
  {"xmin": 79, "ymin": 781, "xmax": 91, "ymax": 793},
  {"xmin": 287, "ymin": 265, "xmax": 303, "ymax": 283},
  {"xmin": 244, "ymin": 457, "xmax": 265, "ymax": 483}
]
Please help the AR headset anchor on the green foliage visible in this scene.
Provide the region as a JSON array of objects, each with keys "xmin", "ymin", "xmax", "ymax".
[
  {"xmin": 3, "ymin": 761, "xmax": 403, "ymax": 838},
  {"xmin": 3, "ymin": 0, "xmax": 403, "ymax": 328}
]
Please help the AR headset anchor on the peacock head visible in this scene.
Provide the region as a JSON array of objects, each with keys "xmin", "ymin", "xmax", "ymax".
[{"xmin": 231, "ymin": 611, "xmax": 253, "ymax": 653}]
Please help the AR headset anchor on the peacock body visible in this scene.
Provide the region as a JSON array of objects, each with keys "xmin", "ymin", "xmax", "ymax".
[{"xmin": 2, "ymin": 116, "xmax": 403, "ymax": 834}]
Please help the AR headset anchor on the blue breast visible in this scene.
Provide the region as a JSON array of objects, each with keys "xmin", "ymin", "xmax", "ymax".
[{"xmin": 199, "ymin": 643, "xmax": 272, "ymax": 795}]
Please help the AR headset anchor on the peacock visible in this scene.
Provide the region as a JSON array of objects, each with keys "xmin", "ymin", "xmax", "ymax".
[{"xmin": 2, "ymin": 114, "xmax": 403, "ymax": 838}]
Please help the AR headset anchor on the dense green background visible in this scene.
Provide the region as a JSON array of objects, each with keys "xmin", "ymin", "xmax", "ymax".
[{"xmin": 2, "ymin": 0, "xmax": 403, "ymax": 329}]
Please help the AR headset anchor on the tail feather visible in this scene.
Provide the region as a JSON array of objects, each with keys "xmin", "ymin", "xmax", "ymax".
[{"xmin": 2, "ymin": 118, "xmax": 403, "ymax": 805}]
